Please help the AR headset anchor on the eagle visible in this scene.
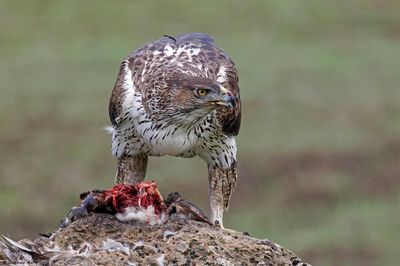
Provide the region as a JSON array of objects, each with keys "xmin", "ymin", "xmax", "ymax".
[{"xmin": 108, "ymin": 33, "xmax": 241, "ymax": 226}]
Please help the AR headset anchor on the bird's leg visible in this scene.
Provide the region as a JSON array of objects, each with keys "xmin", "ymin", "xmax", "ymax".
[
  {"xmin": 115, "ymin": 153, "xmax": 148, "ymax": 184},
  {"xmin": 208, "ymin": 162, "xmax": 237, "ymax": 227}
]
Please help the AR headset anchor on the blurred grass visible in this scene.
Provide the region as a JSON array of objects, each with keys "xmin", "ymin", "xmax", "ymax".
[{"xmin": 1, "ymin": 0, "xmax": 400, "ymax": 265}]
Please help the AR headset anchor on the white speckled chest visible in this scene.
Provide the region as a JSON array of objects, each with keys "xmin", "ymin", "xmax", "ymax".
[
  {"xmin": 127, "ymin": 89, "xmax": 213, "ymax": 158},
  {"xmin": 111, "ymin": 90, "xmax": 236, "ymax": 168}
]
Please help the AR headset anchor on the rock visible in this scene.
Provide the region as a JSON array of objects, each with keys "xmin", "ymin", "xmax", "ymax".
[
  {"xmin": 175, "ymin": 241, "xmax": 189, "ymax": 253},
  {"xmin": 0, "ymin": 213, "xmax": 311, "ymax": 265}
]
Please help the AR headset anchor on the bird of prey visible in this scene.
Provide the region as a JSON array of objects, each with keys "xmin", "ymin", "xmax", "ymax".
[{"xmin": 108, "ymin": 33, "xmax": 241, "ymax": 226}]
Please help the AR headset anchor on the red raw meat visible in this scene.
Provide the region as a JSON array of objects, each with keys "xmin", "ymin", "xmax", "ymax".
[{"xmin": 102, "ymin": 182, "xmax": 166, "ymax": 214}]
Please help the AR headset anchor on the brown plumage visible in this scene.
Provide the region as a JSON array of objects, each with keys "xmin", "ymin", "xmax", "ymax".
[
  {"xmin": 166, "ymin": 192, "xmax": 213, "ymax": 225},
  {"xmin": 108, "ymin": 33, "xmax": 241, "ymax": 226}
]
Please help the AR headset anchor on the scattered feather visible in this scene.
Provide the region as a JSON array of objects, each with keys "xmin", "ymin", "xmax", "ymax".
[
  {"xmin": 163, "ymin": 230, "xmax": 177, "ymax": 241},
  {"xmin": 132, "ymin": 240, "xmax": 144, "ymax": 250},
  {"xmin": 131, "ymin": 240, "xmax": 158, "ymax": 253},
  {"xmin": 76, "ymin": 242, "xmax": 93, "ymax": 257},
  {"xmin": 216, "ymin": 257, "xmax": 232, "ymax": 265},
  {"xmin": 156, "ymin": 254, "xmax": 165, "ymax": 266},
  {"xmin": 102, "ymin": 238, "xmax": 130, "ymax": 255},
  {"xmin": 1, "ymin": 235, "xmax": 34, "ymax": 253}
]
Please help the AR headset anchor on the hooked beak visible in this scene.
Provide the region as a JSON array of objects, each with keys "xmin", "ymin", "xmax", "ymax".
[{"xmin": 212, "ymin": 85, "xmax": 236, "ymax": 109}]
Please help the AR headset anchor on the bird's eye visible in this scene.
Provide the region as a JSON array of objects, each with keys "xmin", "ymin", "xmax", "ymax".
[{"xmin": 196, "ymin": 88, "xmax": 208, "ymax": 97}]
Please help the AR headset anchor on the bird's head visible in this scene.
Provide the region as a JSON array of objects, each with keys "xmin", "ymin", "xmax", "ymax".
[{"xmin": 158, "ymin": 75, "xmax": 236, "ymax": 122}]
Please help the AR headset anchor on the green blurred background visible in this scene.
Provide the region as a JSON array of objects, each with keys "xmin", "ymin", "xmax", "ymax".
[{"xmin": 1, "ymin": 1, "xmax": 399, "ymax": 265}]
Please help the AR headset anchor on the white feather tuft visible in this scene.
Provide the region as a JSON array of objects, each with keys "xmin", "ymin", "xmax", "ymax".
[
  {"xmin": 164, "ymin": 45, "xmax": 174, "ymax": 56},
  {"xmin": 104, "ymin": 126, "xmax": 115, "ymax": 134},
  {"xmin": 115, "ymin": 206, "xmax": 166, "ymax": 225},
  {"xmin": 216, "ymin": 65, "xmax": 227, "ymax": 83}
]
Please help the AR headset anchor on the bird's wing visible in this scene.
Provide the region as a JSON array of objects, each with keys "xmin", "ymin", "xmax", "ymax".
[
  {"xmin": 0, "ymin": 234, "xmax": 49, "ymax": 260},
  {"xmin": 109, "ymin": 36, "xmax": 176, "ymax": 125}
]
